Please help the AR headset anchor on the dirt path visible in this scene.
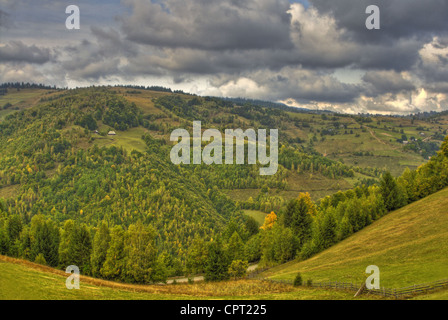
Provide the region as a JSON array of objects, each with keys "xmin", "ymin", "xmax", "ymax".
[
  {"xmin": 166, "ymin": 263, "xmax": 259, "ymax": 284},
  {"xmin": 367, "ymin": 128, "xmax": 399, "ymax": 150}
]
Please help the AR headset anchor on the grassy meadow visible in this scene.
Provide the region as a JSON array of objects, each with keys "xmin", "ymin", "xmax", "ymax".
[
  {"xmin": 262, "ymin": 187, "xmax": 448, "ymax": 290},
  {"xmin": 0, "ymin": 255, "xmax": 386, "ymax": 300}
]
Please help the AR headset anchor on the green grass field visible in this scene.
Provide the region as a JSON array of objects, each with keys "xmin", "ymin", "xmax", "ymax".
[
  {"xmin": 0, "ymin": 256, "xmax": 383, "ymax": 300},
  {"xmin": 4, "ymin": 186, "xmax": 448, "ymax": 300},
  {"xmin": 225, "ymin": 171, "xmax": 354, "ymax": 205},
  {"xmin": 0, "ymin": 89, "xmax": 48, "ymax": 121},
  {"xmin": 92, "ymin": 126, "xmax": 150, "ymax": 153},
  {"xmin": 262, "ymin": 187, "xmax": 448, "ymax": 292},
  {"xmin": 243, "ymin": 210, "xmax": 267, "ymax": 226}
]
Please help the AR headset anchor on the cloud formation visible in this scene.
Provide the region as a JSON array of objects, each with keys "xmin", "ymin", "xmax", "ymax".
[
  {"xmin": 120, "ymin": 0, "xmax": 293, "ymax": 50},
  {"xmin": 1, "ymin": 0, "xmax": 448, "ymax": 114},
  {"xmin": 0, "ymin": 41, "xmax": 52, "ymax": 64}
]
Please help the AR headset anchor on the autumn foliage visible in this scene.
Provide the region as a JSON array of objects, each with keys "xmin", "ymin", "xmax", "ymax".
[{"xmin": 260, "ymin": 211, "xmax": 277, "ymax": 230}]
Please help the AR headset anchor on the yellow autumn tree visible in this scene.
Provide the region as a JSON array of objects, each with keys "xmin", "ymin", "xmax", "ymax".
[
  {"xmin": 260, "ymin": 211, "xmax": 277, "ymax": 230},
  {"xmin": 297, "ymin": 192, "xmax": 317, "ymax": 216}
]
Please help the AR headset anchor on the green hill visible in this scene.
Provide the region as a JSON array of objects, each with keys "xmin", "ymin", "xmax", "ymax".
[
  {"xmin": 1, "ymin": 84, "xmax": 447, "ymax": 295},
  {"xmin": 262, "ymin": 186, "xmax": 448, "ymax": 290},
  {"xmin": 0, "ymin": 255, "xmax": 384, "ymax": 300}
]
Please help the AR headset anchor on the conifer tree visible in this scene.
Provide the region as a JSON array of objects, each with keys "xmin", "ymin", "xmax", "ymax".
[
  {"xmin": 205, "ymin": 239, "xmax": 230, "ymax": 281},
  {"xmin": 101, "ymin": 225, "xmax": 125, "ymax": 280},
  {"xmin": 227, "ymin": 231, "xmax": 245, "ymax": 261},
  {"xmin": 91, "ymin": 221, "xmax": 111, "ymax": 277},
  {"xmin": 123, "ymin": 221, "xmax": 158, "ymax": 283},
  {"xmin": 30, "ymin": 216, "xmax": 60, "ymax": 267},
  {"xmin": 380, "ymin": 171, "xmax": 406, "ymax": 211}
]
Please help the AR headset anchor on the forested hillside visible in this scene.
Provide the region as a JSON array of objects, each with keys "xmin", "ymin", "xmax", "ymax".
[{"xmin": 0, "ymin": 84, "xmax": 447, "ymax": 285}]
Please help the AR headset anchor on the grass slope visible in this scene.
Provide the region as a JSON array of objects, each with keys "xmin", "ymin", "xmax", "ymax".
[
  {"xmin": 243, "ymin": 210, "xmax": 267, "ymax": 226},
  {"xmin": 263, "ymin": 187, "xmax": 448, "ymax": 290},
  {"xmin": 0, "ymin": 256, "xmax": 382, "ymax": 300}
]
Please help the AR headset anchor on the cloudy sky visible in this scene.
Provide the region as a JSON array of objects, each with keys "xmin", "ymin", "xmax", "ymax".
[{"xmin": 1, "ymin": 0, "xmax": 448, "ymax": 114}]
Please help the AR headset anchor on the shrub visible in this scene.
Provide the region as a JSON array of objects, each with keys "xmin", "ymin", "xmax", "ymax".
[
  {"xmin": 228, "ymin": 260, "xmax": 249, "ymax": 279},
  {"xmin": 293, "ymin": 272, "xmax": 303, "ymax": 287},
  {"xmin": 34, "ymin": 253, "xmax": 47, "ymax": 266}
]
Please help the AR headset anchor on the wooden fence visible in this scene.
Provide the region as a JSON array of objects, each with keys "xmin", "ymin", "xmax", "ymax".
[
  {"xmin": 246, "ymin": 267, "xmax": 269, "ymax": 279},
  {"xmin": 259, "ymin": 277, "xmax": 448, "ymax": 299}
]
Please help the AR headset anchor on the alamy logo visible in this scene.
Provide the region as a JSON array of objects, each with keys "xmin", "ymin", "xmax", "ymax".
[
  {"xmin": 365, "ymin": 265, "xmax": 380, "ymax": 290},
  {"xmin": 170, "ymin": 121, "xmax": 278, "ymax": 175},
  {"xmin": 66, "ymin": 265, "xmax": 80, "ymax": 289},
  {"xmin": 65, "ymin": 5, "xmax": 80, "ymax": 30}
]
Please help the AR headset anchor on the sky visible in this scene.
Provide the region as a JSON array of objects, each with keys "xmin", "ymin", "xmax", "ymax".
[{"xmin": 1, "ymin": 0, "xmax": 448, "ymax": 115}]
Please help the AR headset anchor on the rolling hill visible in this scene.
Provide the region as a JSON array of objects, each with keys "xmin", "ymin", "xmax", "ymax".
[
  {"xmin": 262, "ymin": 186, "xmax": 448, "ymax": 291},
  {"xmin": 0, "ymin": 255, "xmax": 384, "ymax": 300},
  {"xmin": 1, "ymin": 83, "xmax": 447, "ymax": 297}
]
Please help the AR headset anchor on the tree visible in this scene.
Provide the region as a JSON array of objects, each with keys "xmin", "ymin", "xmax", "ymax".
[
  {"xmin": 204, "ymin": 239, "xmax": 230, "ymax": 282},
  {"xmin": 284, "ymin": 195, "xmax": 313, "ymax": 249},
  {"xmin": 244, "ymin": 233, "xmax": 262, "ymax": 262},
  {"xmin": 0, "ymin": 226, "xmax": 9, "ymax": 255},
  {"xmin": 69, "ymin": 224, "xmax": 93, "ymax": 275},
  {"xmin": 58, "ymin": 220, "xmax": 75, "ymax": 268},
  {"xmin": 398, "ymin": 168, "xmax": 417, "ymax": 202},
  {"xmin": 261, "ymin": 224, "xmax": 297, "ymax": 264},
  {"xmin": 313, "ymin": 210, "xmax": 337, "ymax": 251},
  {"xmin": 337, "ymin": 216, "xmax": 353, "ymax": 241},
  {"xmin": 186, "ymin": 235, "xmax": 208, "ymax": 275},
  {"xmin": 101, "ymin": 226, "xmax": 125, "ymax": 280},
  {"xmin": 91, "ymin": 221, "xmax": 111, "ymax": 277},
  {"xmin": 260, "ymin": 211, "xmax": 277, "ymax": 230},
  {"xmin": 293, "ymin": 272, "xmax": 303, "ymax": 287},
  {"xmin": 18, "ymin": 226, "xmax": 32, "ymax": 259},
  {"xmin": 380, "ymin": 171, "xmax": 406, "ymax": 211},
  {"xmin": 244, "ymin": 216, "xmax": 259, "ymax": 237},
  {"xmin": 123, "ymin": 221, "xmax": 158, "ymax": 283},
  {"xmin": 34, "ymin": 253, "xmax": 47, "ymax": 265},
  {"xmin": 5, "ymin": 215, "xmax": 22, "ymax": 257},
  {"xmin": 222, "ymin": 219, "xmax": 245, "ymax": 242},
  {"xmin": 227, "ymin": 231, "xmax": 245, "ymax": 261},
  {"xmin": 442, "ymin": 135, "xmax": 448, "ymax": 157},
  {"xmin": 6, "ymin": 215, "xmax": 22, "ymax": 243},
  {"xmin": 228, "ymin": 260, "xmax": 249, "ymax": 279},
  {"xmin": 30, "ymin": 216, "xmax": 60, "ymax": 267}
]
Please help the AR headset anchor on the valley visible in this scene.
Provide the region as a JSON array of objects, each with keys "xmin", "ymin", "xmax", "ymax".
[{"xmin": 0, "ymin": 83, "xmax": 447, "ymax": 300}]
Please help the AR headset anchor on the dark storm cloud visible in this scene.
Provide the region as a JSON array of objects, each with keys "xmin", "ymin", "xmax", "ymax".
[
  {"xmin": 309, "ymin": 0, "xmax": 448, "ymax": 43},
  {"xmin": 0, "ymin": 41, "xmax": 52, "ymax": 64},
  {"xmin": 269, "ymin": 71, "xmax": 362, "ymax": 103},
  {"xmin": 120, "ymin": 0, "xmax": 293, "ymax": 51},
  {"xmin": 90, "ymin": 26, "xmax": 138, "ymax": 58},
  {"xmin": 56, "ymin": 26, "xmax": 139, "ymax": 81},
  {"xmin": 362, "ymin": 70, "xmax": 415, "ymax": 96},
  {"xmin": 354, "ymin": 39, "xmax": 422, "ymax": 71},
  {"xmin": 413, "ymin": 37, "xmax": 448, "ymax": 93},
  {"xmin": 1, "ymin": 0, "xmax": 447, "ymax": 113},
  {"xmin": 210, "ymin": 67, "xmax": 363, "ymax": 103},
  {"xmin": 0, "ymin": 9, "xmax": 12, "ymax": 28}
]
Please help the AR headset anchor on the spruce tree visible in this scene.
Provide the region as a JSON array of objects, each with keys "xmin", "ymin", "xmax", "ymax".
[
  {"xmin": 205, "ymin": 239, "xmax": 230, "ymax": 281},
  {"xmin": 284, "ymin": 197, "xmax": 313, "ymax": 249},
  {"xmin": 91, "ymin": 222, "xmax": 111, "ymax": 277},
  {"xmin": 380, "ymin": 171, "xmax": 406, "ymax": 211},
  {"xmin": 101, "ymin": 226, "xmax": 125, "ymax": 280}
]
